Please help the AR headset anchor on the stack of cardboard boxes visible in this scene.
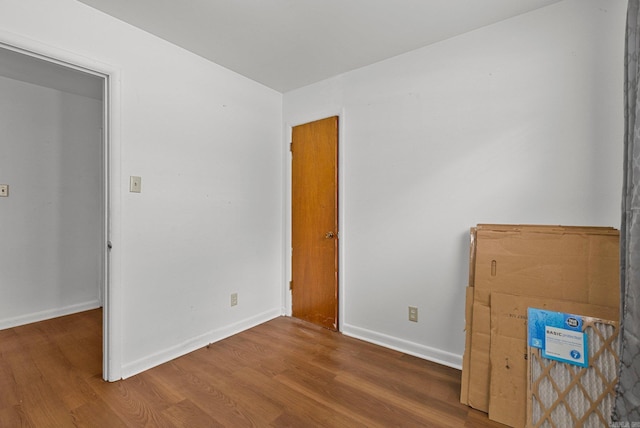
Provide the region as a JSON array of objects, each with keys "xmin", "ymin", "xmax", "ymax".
[{"xmin": 460, "ymin": 224, "xmax": 620, "ymax": 427}]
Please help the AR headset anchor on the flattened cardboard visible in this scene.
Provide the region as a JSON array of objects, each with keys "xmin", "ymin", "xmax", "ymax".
[
  {"xmin": 460, "ymin": 228, "xmax": 477, "ymax": 405},
  {"xmin": 474, "ymin": 225, "xmax": 619, "ymax": 308},
  {"xmin": 468, "ymin": 294, "xmax": 491, "ymax": 411},
  {"xmin": 468, "ymin": 227, "xmax": 477, "ymax": 288},
  {"xmin": 460, "ymin": 286, "xmax": 474, "ymax": 405},
  {"xmin": 489, "ymin": 293, "xmax": 619, "ymax": 428},
  {"xmin": 461, "ymin": 224, "xmax": 619, "ymax": 416}
]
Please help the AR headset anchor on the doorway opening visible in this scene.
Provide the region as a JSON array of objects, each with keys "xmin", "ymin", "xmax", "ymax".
[{"xmin": 0, "ymin": 42, "xmax": 115, "ymax": 380}]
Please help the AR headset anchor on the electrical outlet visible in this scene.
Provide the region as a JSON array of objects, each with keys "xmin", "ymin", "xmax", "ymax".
[
  {"xmin": 0, "ymin": 184, "xmax": 8, "ymax": 197},
  {"xmin": 408, "ymin": 306, "xmax": 418, "ymax": 322},
  {"xmin": 231, "ymin": 293, "xmax": 238, "ymax": 307}
]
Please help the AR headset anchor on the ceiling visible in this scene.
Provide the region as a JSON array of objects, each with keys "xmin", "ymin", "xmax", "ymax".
[{"xmin": 76, "ymin": 0, "xmax": 561, "ymax": 93}]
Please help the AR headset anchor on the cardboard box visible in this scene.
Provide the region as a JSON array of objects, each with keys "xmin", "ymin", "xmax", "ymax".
[
  {"xmin": 468, "ymin": 292, "xmax": 491, "ymax": 411},
  {"xmin": 460, "ymin": 224, "xmax": 620, "ymax": 417},
  {"xmin": 489, "ymin": 292, "xmax": 619, "ymax": 427},
  {"xmin": 460, "ymin": 227, "xmax": 477, "ymax": 406},
  {"xmin": 473, "ymin": 224, "xmax": 619, "ymax": 308},
  {"xmin": 468, "ymin": 227, "xmax": 477, "ymax": 288},
  {"xmin": 460, "ymin": 286, "xmax": 474, "ymax": 406}
]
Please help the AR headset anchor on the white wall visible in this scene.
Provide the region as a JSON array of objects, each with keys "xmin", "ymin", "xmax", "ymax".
[
  {"xmin": 283, "ymin": 0, "xmax": 626, "ymax": 367},
  {"xmin": 0, "ymin": 75, "xmax": 102, "ymax": 328},
  {"xmin": 0, "ymin": 0, "xmax": 283, "ymax": 378},
  {"xmin": 0, "ymin": 0, "xmax": 625, "ymax": 378}
]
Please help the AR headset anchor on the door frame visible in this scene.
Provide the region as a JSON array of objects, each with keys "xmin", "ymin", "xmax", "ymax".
[
  {"xmin": 284, "ymin": 109, "xmax": 345, "ymax": 331},
  {"xmin": 0, "ymin": 31, "xmax": 123, "ymax": 381}
]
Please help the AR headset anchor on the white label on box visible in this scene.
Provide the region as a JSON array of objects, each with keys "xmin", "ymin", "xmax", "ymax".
[{"xmin": 544, "ymin": 325, "xmax": 587, "ymax": 366}]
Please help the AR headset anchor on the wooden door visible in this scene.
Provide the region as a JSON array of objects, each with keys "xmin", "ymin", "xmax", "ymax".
[{"xmin": 291, "ymin": 116, "xmax": 339, "ymax": 331}]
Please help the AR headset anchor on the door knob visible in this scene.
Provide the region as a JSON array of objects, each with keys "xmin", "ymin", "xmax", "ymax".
[{"xmin": 325, "ymin": 231, "xmax": 335, "ymax": 239}]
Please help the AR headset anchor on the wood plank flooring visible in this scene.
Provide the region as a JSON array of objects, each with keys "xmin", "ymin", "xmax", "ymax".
[{"xmin": 0, "ymin": 309, "xmax": 506, "ymax": 427}]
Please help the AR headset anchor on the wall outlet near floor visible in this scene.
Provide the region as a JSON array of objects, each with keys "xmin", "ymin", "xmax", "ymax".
[
  {"xmin": 408, "ymin": 306, "xmax": 418, "ymax": 322},
  {"xmin": 0, "ymin": 184, "xmax": 8, "ymax": 197},
  {"xmin": 231, "ymin": 293, "xmax": 238, "ymax": 307}
]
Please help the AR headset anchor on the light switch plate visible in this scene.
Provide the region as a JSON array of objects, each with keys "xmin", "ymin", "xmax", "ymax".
[
  {"xmin": 130, "ymin": 176, "xmax": 141, "ymax": 193},
  {"xmin": 0, "ymin": 184, "xmax": 8, "ymax": 197}
]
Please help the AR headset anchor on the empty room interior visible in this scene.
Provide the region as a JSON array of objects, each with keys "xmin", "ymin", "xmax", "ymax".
[{"xmin": 1, "ymin": 0, "xmax": 637, "ymax": 426}]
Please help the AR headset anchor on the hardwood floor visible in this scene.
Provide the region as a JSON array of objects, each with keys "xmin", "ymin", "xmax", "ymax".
[{"xmin": 0, "ymin": 309, "xmax": 506, "ymax": 427}]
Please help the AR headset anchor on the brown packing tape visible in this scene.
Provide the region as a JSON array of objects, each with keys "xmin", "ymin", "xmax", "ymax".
[{"xmin": 489, "ymin": 293, "xmax": 619, "ymax": 428}]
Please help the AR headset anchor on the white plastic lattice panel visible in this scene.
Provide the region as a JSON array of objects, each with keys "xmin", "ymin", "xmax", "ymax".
[{"xmin": 528, "ymin": 318, "xmax": 619, "ymax": 428}]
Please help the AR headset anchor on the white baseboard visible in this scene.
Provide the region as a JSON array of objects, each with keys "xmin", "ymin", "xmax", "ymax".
[
  {"xmin": 0, "ymin": 300, "xmax": 102, "ymax": 331},
  {"xmin": 341, "ymin": 323, "xmax": 463, "ymax": 370},
  {"xmin": 121, "ymin": 308, "xmax": 283, "ymax": 379}
]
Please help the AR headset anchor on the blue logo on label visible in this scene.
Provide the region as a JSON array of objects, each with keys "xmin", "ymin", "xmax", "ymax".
[
  {"xmin": 570, "ymin": 350, "xmax": 581, "ymax": 360},
  {"xmin": 566, "ymin": 317, "xmax": 579, "ymax": 328}
]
